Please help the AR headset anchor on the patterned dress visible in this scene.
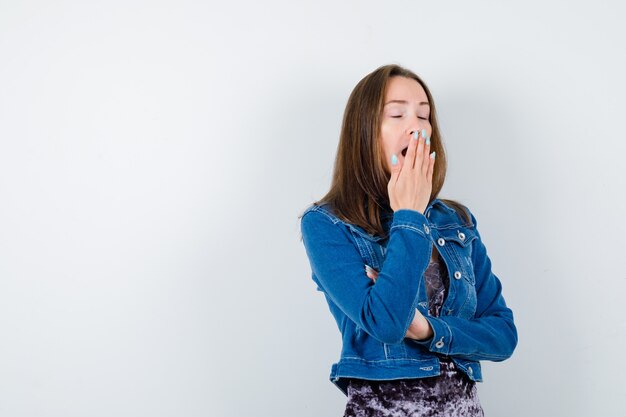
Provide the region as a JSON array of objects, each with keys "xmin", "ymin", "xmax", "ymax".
[{"xmin": 343, "ymin": 249, "xmax": 484, "ymax": 417}]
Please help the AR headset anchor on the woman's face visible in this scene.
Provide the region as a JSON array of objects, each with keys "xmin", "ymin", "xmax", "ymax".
[{"xmin": 380, "ymin": 76, "xmax": 432, "ymax": 173}]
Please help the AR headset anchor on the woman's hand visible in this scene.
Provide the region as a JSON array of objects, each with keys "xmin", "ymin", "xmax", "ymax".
[
  {"xmin": 365, "ymin": 265, "xmax": 433, "ymax": 341},
  {"xmin": 387, "ymin": 131, "xmax": 435, "ymax": 214}
]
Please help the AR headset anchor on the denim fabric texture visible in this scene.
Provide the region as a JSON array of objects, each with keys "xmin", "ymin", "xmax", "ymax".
[{"xmin": 300, "ymin": 198, "xmax": 517, "ymax": 396}]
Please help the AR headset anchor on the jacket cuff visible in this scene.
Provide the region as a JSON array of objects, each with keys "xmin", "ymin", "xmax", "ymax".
[
  {"xmin": 409, "ymin": 335, "xmax": 433, "ymax": 346},
  {"xmin": 390, "ymin": 209, "xmax": 430, "ymax": 238},
  {"xmin": 422, "ymin": 316, "xmax": 453, "ymax": 355}
]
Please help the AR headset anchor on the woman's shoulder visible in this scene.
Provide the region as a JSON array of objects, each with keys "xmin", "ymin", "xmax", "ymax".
[
  {"xmin": 299, "ymin": 202, "xmax": 384, "ymax": 243},
  {"xmin": 299, "ymin": 203, "xmax": 346, "ymax": 241},
  {"xmin": 300, "ymin": 202, "xmax": 339, "ymax": 223},
  {"xmin": 299, "ymin": 202, "xmax": 363, "ymax": 248}
]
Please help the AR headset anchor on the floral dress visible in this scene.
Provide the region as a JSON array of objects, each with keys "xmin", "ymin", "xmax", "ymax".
[{"xmin": 343, "ymin": 250, "xmax": 484, "ymax": 417}]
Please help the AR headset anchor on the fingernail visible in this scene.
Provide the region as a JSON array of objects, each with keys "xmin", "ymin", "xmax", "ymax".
[
  {"xmin": 391, "ymin": 154, "xmax": 398, "ymax": 165},
  {"xmin": 426, "ymin": 136, "xmax": 431, "ymax": 145},
  {"xmin": 421, "ymin": 129, "xmax": 427, "ymax": 139},
  {"xmin": 430, "ymin": 151, "xmax": 436, "ymax": 159},
  {"xmin": 412, "ymin": 131, "xmax": 418, "ymax": 140}
]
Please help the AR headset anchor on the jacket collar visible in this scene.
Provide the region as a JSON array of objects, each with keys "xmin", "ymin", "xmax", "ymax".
[
  {"xmin": 368, "ymin": 198, "xmax": 455, "ymax": 241},
  {"xmin": 426, "ymin": 198, "xmax": 456, "ymax": 217},
  {"xmin": 380, "ymin": 198, "xmax": 453, "ymax": 219},
  {"xmin": 313, "ymin": 198, "xmax": 455, "ymax": 241}
]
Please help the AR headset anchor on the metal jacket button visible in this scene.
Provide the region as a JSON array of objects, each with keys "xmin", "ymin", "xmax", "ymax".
[
  {"xmin": 435, "ymin": 337, "xmax": 445, "ymax": 349},
  {"xmin": 454, "ymin": 271, "xmax": 462, "ymax": 280},
  {"xmin": 467, "ymin": 366, "xmax": 473, "ymax": 375},
  {"xmin": 424, "ymin": 224, "xmax": 430, "ymax": 234},
  {"xmin": 458, "ymin": 231, "xmax": 465, "ymax": 240},
  {"xmin": 437, "ymin": 238, "xmax": 445, "ymax": 246}
]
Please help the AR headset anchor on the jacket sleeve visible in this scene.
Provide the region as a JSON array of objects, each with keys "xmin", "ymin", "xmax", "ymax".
[
  {"xmin": 300, "ymin": 208, "xmax": 432, "ymax": 344},
  {"xmin": 416, "ymin": 209, "xmax": 518, "ymax": 361}
]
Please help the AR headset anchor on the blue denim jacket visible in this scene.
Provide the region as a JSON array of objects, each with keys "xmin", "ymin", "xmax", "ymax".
[{"xmin": 300, "ymin": 198, "xmax": 517, "ymax": 396}]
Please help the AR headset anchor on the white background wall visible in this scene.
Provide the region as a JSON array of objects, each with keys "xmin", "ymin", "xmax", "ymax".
[{"xmin": 1, "ymin": 1, "xmax": 624, "ymax": 416}]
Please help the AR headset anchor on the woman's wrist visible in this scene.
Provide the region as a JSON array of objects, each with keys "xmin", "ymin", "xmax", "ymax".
[
  {"xmin": 416, "ymin": 316, "xmax": 434, "ymax": 340},
  {"xmin": 406, "ymin": 310, "xmax": 434, "ymax": 340}
]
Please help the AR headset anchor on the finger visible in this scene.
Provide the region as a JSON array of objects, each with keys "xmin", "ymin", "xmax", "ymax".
[
  {"xmin": 421, "ymin": 132, "xmax": 431, "ymax": 175},
  {"xmin": 404, "ymin": 131, "xmax": 419, "ymax": 170},
  {"xmin": 365, "ymin": 265, "xmax": 378, "ymax": 281},
  {"xmin": 427, "ymin": 150, "xmax": 436, "ymax": 183},
  {"xmin": 414, "ymin": 129, "xmax": 426, "ymax": 171},
  {"xmin": 389, "ymin": 153, "xmax": 401, "ymax": 184}
]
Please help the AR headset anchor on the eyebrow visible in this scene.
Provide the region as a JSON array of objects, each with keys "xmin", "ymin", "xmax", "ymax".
[{"xmin": 384, "ymin": 100, "xmax": 430, "ymax": 106}]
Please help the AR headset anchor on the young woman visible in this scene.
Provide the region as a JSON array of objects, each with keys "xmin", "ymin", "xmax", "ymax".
[{"xmin": 299, "ymin": 64, "xmax": 517, "ymax": 416}]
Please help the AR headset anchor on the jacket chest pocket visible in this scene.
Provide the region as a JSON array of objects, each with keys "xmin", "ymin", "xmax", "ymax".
[
  {"xmin": 348, "ymin": 228, "xmax": 386, "ymax": 271},
  {"xmin": 435, "ymin": 227, "xmax": 478, "ymax": 318}
]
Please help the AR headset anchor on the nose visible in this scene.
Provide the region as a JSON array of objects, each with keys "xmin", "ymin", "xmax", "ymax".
[
  {"xmin": 408, "ymin": 119, "xmax": 427, "ymax": 138},
  {"xmin": 408, "ymin": 121, "xmax": 423, "ymax": 137},
  {"xmin": 409, "ymin": 128, "xmax": 421, "ymax": 138}
]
